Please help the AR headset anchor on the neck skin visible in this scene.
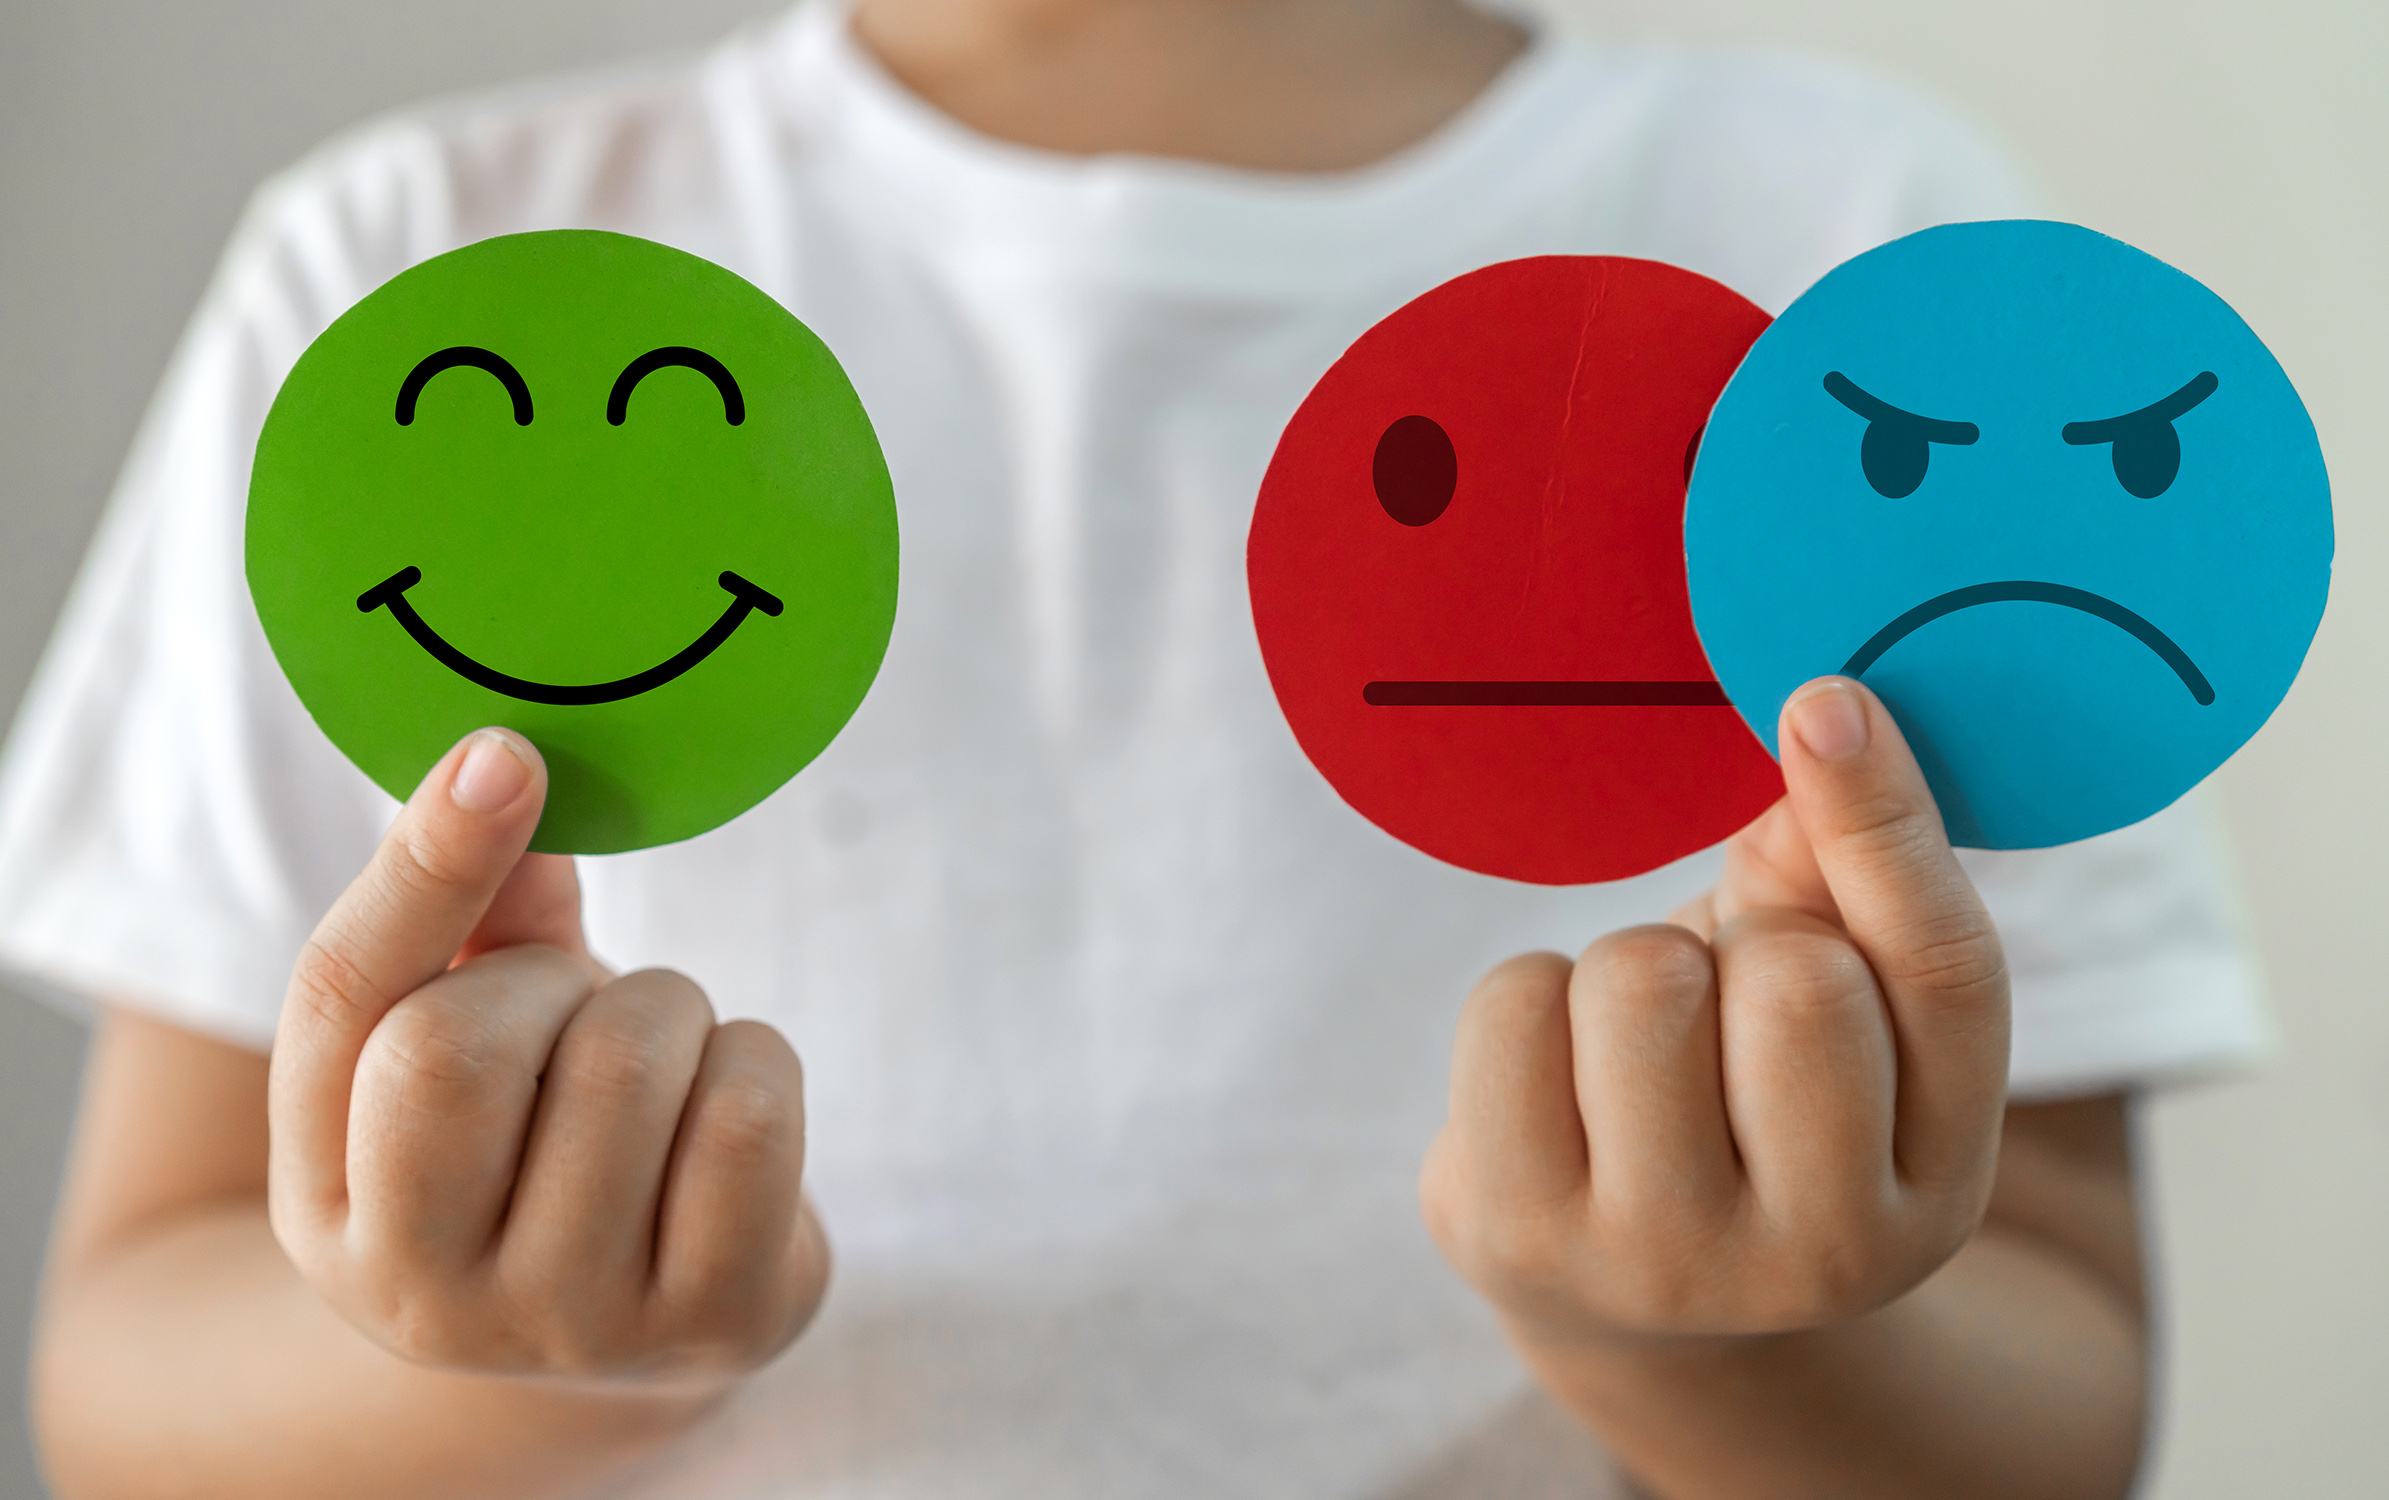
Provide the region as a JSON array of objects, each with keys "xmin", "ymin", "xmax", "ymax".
[{"xmin": 847, "ymin": 0, "xmax": 1531, "ymax": 172}]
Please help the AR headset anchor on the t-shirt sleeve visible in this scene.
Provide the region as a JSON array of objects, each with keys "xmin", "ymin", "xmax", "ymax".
[
  {"xmin": 1959, "ymin": 797, "xmax": 2273, "ymax": 1098},
  {"xmin": 0, "ymin": 131, "xmax": 449, "ymax": 1050}
]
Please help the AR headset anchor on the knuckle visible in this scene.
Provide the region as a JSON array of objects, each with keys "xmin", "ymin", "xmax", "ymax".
[
  {"xmin": 1586, "ymin": 1173, "xmax": 1730, "ymax": 1247},
  {"xmin": 1470, "ymin": 951, "xmax": 1575, "ymax": 1009},
  {"xmin": 362, "ymin": 997, "xmax": 505, "ymax": 1107},
  {"xmin": 336, "ymin": 1259, "xmax": 489, "ymax": 1370},
  {"xmin": 549, "ymin": 971, "xmax": 717, "ymax": 1098},
  {"xmin": 554, "ymin": 1020, "xmax": 674, "ymax": 1097},
  {"xmin": 474, "ymin": 940, "xmax": 587, "ymax": 984},
  {"xmin": 623, "ymin": 967, "xmax": 714, "ymax": 1019},
  {"xmin": 1475, "ymin": 1213, "xmax": 1573, "ymax": 1283},
  {"xmin": 386, "ymin": 820, "xmax": 487, "ymax": 907},
  {"xmin": 483, "ymin": 1264, "xmax": 635, "ymax": 1377},
  {"xmin": 714, "ymin": 1020, "xmax": 804, "ymax": 1097},
  {"xmin": 646, "ymin": 1216, "xmax": 822, "ymax": 1375},
  {"xmin": 1834, "ymin": 787, "xmax": 1938, "ymax": 859},
  {"xmin": 1579, "ymin": 925, "xmax": 1712, "ymax": 1011},
  {"xmin": 364, "ymin": 1300, "xmax": 449, "ymax": 1366},
  {"xmin": 651, "ymin": 1254, "xmax": 754, "ymax": 1345},
  {"xmin": 1790, "ymin": 1229, "xmax": 1887, "ymax": 1317},
  {"xmin": 688, "ymin": 1080, "xmax": 796, "ymax": 1171},
  {"xmin": 1780, "ymin": 1243, "xmax": 1911, "ymax": 1326},
  {"xmin": 715, "ymin": 1015, "xmax": 795, "ymax": 1060},
  {"xmin": 1728, "ymin": 928, "xmax": 1872, "ymax": 1022},
  {"xmin": 1736, "ymin": 1196, "xmax": 1944, "ymax": 1329},
  {"xmin": 1881, "ymin": 913, "xmax": 2008, "ymax": 1003},
  {"xmin": 1571, "ymin": 1244, "xmax": 1723, "ymax": 1332},
  {"xmin": 543, "ymin": 1316, "xmax": 638, "ymax": 1379},
  {"xmin": 384, "ymin": 1301, "xmax": 534, "ymax": 1375},
  {"xmin": 1423, "ymin": 1150, "xmax": 1745, "ymax": 1338},
  {"xmin": 1431, "ymin": 1184, "xmax": 1580, "ymax": 1289},
  {"xmin": 1457, "ymin": 952, "xmax": 1573, "ymax": 1048},
  {"xmin": 671, "ymin": 1258, "xmax": 792, "ymax": 1344},
  {"xmin": 286, "ymin": 934, "xmax": 395, "ymax": 1032},
  {"xmin": 667, "ymin": 1310, "xmax": 782, "ymax": 1378}
]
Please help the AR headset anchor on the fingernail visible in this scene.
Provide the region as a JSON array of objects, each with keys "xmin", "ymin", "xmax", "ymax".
[
  {"xmin": 450, "ymin": 731, "xmax": 531, "ymax": 813},
  {"xmin": 1789, "ymin": 681, "xmax": 1870, "ymax": 762}
]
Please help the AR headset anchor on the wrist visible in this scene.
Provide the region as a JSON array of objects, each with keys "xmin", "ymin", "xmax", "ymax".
[
  {"xmin": 447, "ymin": 1367, "xmax": 744, "ymax": 1474},
  {"xmin": 517, "ymin": 1367, "xmax": 748, "ymax": 1411},
  {"xmin": 1495, "ymin": 1300, "xmax": 1777, "ymax": 1371}
]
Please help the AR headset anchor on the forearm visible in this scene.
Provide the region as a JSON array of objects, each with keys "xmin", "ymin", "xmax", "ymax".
[
  {"xmin": 1513, "ymin": 1226, "xmax": 2146, "ymax": 1500},
  {"xmin": 33, "ymin": 1203, "xmax": 720, "ymax": 1500}
]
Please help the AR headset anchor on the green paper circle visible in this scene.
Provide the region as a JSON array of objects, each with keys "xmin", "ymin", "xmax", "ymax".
[{"xmin": 248, "ymin": 229, "xmax": 898, "ymax": 853}]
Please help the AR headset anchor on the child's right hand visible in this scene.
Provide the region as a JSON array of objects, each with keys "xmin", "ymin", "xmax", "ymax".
[
  {"xmin": 265, "ymin": 729, "xmax": 827, "ymax": 1392},
  {"xmin": 1419, "ymin": 678, "xmax": 2010, "ymax": 1348}
]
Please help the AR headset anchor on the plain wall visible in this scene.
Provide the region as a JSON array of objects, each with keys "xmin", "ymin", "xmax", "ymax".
[{"xmin": 1, "ymin": 1, "xmax": 2381, "ymax": 1496}]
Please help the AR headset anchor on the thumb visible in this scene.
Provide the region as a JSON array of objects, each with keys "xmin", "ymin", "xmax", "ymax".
[
  {"xmin": 1778, "ymin": 677, "xmax": 2009, "ymax": 1187},
  {"xmin": 302, "ymin": 726, "xmax": 549, "ymax": 1012},
  {"xmin": 271, "ymin": 727, "xmax": 548, "ymax": 1217}
]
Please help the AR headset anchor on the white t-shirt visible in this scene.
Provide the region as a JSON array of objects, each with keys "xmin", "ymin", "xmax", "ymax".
[{"xmin": 0, "ymin": 5, "xmax": 2272, "ymax": 1495}]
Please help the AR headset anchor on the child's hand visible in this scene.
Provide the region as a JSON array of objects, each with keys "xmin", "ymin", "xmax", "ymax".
[
  {"xmin": 266, "ymin": 729, "xmax": 827, "ymax": 1391},
  {"xmin": 1420, "ymin": 677, "xmax": 2009, "ymax": 1346}
]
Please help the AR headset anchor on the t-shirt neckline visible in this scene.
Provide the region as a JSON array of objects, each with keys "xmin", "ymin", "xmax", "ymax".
[{"xmin": 769, "ymin": 0, "xmax": 1587, "ymax": 292}]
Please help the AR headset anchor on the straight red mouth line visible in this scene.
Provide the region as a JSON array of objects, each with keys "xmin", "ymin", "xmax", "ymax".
[{"xmin": 1363, "ymin": 681, "xmax": 1733, "ymax": 707}]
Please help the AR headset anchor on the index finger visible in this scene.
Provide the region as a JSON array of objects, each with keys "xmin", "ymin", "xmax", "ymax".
[
  {"xmin": 268, "ymin": 728, "xmax": 547, "ymax": 1221},
  {"xmin": 1777, "ymin": 678, "xmax": 2010, "ymax": 1191}
]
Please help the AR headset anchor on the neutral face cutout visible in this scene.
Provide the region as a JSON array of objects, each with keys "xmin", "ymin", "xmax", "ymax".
[{"xmin": 1358, "ymin": 414, "xmax": 1734, "ymax": 708}]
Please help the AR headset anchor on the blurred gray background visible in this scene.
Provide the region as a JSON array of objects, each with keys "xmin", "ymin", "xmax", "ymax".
[{"xmin": 1, "ymin": 1, "xmax": 2382, "ymax": 1496}]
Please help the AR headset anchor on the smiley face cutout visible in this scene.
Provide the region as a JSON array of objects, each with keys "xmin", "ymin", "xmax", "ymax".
[
  {"xmin": 249, "ymin": 230, "xmax": 898, "ymax": 853},
  {"xmin": 1249, "ymin": 256, "xmax": 1783, "ymax": 885},
  {"xmin": 1686, "ymin": 220, "xmax": 2332, "ymax": 849}
]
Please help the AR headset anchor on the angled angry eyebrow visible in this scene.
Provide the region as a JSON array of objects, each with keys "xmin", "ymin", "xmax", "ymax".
[
  {"xmin": 1822, "ymin": 371, "xmax": 1979, "ymax": 444},
  {"xmin": 2062, "ymin": 370, "xmax": 2219, "ymax": 444}
]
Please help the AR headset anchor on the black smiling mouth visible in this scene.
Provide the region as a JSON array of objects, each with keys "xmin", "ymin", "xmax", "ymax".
[
  {"xmin": 357, "ymin": 566, "xmax": 784, "ymax": 706},
  {"xmin": 1843, "ymin": 581, "xmax": 2213, "ymax": 705}
]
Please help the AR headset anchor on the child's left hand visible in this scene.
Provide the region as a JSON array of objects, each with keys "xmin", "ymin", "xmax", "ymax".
[{"xmin": 1420, "ymin": 676, "xmax": 2011, "ymax": 1345}]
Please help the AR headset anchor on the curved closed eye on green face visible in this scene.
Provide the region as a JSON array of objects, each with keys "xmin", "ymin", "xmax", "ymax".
[{"xmin": 248, "ymin": 229, "xmax": 899, "ymax": 854}]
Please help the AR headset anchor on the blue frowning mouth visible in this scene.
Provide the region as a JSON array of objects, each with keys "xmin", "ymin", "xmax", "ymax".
[{"xmin": 1842, "ymin": 580, "xmax": 2212, "ymax": 705}]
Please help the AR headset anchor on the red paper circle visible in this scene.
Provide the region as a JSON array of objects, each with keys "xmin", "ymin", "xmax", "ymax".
[{"xmin": 1248, "ymin": 256, "xmax": 1783, "ymax": 884}]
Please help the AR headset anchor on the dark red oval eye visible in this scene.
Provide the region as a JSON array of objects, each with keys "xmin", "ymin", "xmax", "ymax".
[{"xmin": 1372, "ymin": 414, "xmax": 1457, "ymax": 526}]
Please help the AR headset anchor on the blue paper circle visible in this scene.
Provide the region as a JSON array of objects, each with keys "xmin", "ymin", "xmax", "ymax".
[{"xmin": 1685, "ymin": 220, "xmax": 2331, "ymax": 848}]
